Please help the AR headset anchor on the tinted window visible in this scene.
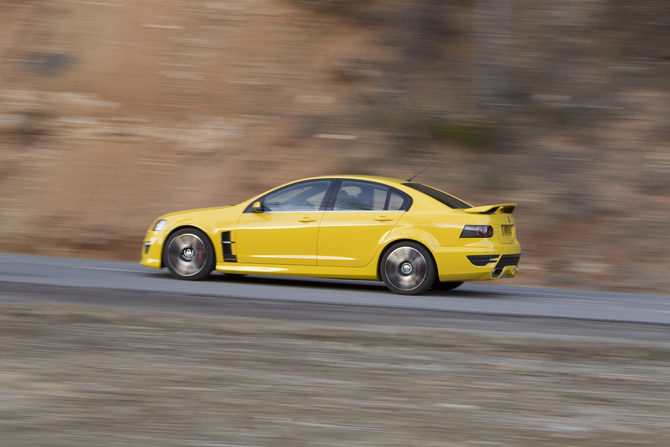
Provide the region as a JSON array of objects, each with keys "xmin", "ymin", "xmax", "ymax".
[
  {"xmin": 388, "ymin": 192, "xmax": 405, "ymax": 211},
  {"xmin": 263, "ymin": 181, "xmax": 331, "ymax": 212},
  {"xmin": 334, "ymin": 181, "xmax": 388, "ymax": 211},
  {"xmin": 402, "ymin": 183, "xmax": 472, "ymax": 209},
  {"xmin": 331, "ymin": 181, "xmax": 411, "ymax": 211}
]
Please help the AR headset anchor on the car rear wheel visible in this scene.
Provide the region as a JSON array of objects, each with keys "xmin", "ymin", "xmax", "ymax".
[
  {"xmin": 164, "ymin": 228, "xmax": 215, "ymax": 281},
  {"xmin": 381, "ymin": 242, "xmax": 436, "ymax": 295},
  {"xmin": 432, "ymin": 280, "xmax": 463, "ymax": 291}
]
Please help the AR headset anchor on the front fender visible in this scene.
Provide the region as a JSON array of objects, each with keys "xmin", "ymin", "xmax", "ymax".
[{"xmin": 141, "ymin": 206, "xmax": 243, "ymax": 268}]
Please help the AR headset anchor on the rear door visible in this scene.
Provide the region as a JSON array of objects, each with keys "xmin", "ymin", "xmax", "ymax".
[{"xmin": 317, "ymin": 180, "xmax": 411, "ymax": 267}]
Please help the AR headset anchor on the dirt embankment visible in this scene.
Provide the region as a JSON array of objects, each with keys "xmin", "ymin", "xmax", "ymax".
[{"xmin": 1, "ymin": 0, "xmax": 669, "ymax": 293}]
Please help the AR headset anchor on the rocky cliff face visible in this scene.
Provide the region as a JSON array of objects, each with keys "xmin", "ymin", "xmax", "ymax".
[{"xmin": 1, "ymin": 0, "xmax": 669, "ymax": 293}]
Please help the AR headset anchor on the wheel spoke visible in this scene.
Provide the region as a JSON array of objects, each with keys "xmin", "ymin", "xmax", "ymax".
[
  {"xmin": 384, "ymin": 246, "xmax": 428, "ymax": 292},
  {"xmin": 167, "ymin": 233, "xmax": 207, "ymax": 277}
]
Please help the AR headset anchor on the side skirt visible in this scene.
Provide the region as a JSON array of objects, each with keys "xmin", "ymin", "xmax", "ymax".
[{"xmin": 215, "ymin": 263, "xmax": 379, "ymax": 281}]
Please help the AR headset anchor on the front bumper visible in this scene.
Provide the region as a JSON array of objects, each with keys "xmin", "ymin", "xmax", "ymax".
[{"xmin": 139, "ymin": 232, "xmax": 166, "ymax": 269}]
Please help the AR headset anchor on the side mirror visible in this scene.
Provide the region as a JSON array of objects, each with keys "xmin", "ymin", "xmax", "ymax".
[{"xmin": 252, "ymin": 201, "xmax": 264, "ymax": 213}]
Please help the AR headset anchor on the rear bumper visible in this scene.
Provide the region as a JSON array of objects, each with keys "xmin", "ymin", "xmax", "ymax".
[
  {"xmin": 434, "ymin": 243, "xmax": 521, "ymax": 282},
  {"xmin": 490, "ymin": 254, "xmax": 520, "ymax": 278}
]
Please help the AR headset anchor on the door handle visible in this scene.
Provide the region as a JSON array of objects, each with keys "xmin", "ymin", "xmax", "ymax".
[
  {"xmin": 299, "ymin": 217, "xmax": 317, "ymax": 223},
  {"xmin": 375, "ymin": 216, "xmax": 393, "ymax": 221}
]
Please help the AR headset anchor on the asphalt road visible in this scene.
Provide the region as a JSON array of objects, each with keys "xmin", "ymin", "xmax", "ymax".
[{"xmin": 1, "ymin": 254, "xmax": 669, "ymax": 328}]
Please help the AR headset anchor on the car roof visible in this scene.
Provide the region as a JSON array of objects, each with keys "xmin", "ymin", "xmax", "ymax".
[
  {"xmin": 292, "ymin": 175, "xmax": 474, "ymax": 210},
  {"xmin": 298, "ymin": 175, "xmax": 408, "ymax": 186}
]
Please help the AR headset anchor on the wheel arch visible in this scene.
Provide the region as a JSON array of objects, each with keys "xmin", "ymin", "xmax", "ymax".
[{"xmin": 376, "ymin": 238, "xmax": 438, "ymax": 281}]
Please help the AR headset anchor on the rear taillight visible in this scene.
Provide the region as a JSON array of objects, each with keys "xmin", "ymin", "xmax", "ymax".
[{"xmin": 460, "ymin": 225, "xmax": 494, "ymax": 238}]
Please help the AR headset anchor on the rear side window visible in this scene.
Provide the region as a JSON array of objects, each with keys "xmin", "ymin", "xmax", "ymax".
[
  {"xmin": 331, "ymin": 180, "xmax": 412, "ymax": 211},
  {"xmin": 334, "ymin": 181, "xmax": 388, "ymax": 211},
  {"xmin": 402, "ymin": 183, "xmax": 472, "ymax": 209},
  {"xmin": 387, "ymin": 192, "xmax": 406, "ymax": 211}
]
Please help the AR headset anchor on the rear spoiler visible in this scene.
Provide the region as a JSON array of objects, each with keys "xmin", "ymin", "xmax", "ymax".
[{"xmin": 464, "ymin": 203, "xmax": 516, "ymax": 214}]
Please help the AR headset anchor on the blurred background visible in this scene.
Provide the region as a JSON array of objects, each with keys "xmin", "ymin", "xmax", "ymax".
[{"xmin": 1, "ymin": 0, "xmax": 669, "ymax": 293}]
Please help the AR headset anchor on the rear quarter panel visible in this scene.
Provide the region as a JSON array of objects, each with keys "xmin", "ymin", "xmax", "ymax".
[
  {"xmin": 387, "ymin": 211, "xmax": 472, "ymax": 250},
  {"xmin": 381, "ymin": 201, "xmax": 520, "ymax": 281}
]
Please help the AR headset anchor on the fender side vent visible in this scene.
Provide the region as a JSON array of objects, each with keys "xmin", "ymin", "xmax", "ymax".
[{"xmin": 221, "ymin": 231, "xmax": 237, "ymax": 262}]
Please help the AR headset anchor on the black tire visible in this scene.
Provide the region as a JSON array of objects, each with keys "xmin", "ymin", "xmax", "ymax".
[
  {"xmin": 380, "ymin": 241, "xmax": 436, "ymax": 295},
  {"xmin": 432, "ymin": 280, "xmax": 464, "ymax": 291},
  {"xmin": 164, "ymin": 228, "xmax": 215, "ymax": 281}
]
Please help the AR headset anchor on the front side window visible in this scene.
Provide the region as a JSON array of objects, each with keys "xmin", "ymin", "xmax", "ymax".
[{"xmin": 263, "ymin": 181, "xmax": 331, "ymax": 212}]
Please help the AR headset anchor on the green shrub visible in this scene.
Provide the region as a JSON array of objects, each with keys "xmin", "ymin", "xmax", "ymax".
[{"xmin": 427, "ymin": 118, "xmax": 498, "ymax": 150}]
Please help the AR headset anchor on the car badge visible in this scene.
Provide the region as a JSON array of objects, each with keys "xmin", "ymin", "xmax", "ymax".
[{"xmin": 507, "ymin": 217, "xmax": 511, "ymax": 223}]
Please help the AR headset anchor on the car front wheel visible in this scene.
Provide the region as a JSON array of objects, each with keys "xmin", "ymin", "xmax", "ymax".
[
  {"xmin": 164, "ymin": 228, "xmax": 215, "ymax": 281},
  {"xmin": 380, "ymin": 242, "xmax": 436, "ymax": 295}
]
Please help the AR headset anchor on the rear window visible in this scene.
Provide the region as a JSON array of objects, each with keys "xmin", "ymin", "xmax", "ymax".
[{"xmin": 402, "ymin": 183, "xmax": 472, "ymax": 209}]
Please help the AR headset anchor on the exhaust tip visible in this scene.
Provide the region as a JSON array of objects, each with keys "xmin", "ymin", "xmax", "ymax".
[{"xmin": 492, "ymin": 268, "xmax": 503, "ymax": 277}]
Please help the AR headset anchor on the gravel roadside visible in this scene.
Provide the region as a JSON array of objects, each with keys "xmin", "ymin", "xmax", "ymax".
[{"xmin": 1, "ymin": 299, "xmax": 669, "ymax": 446}]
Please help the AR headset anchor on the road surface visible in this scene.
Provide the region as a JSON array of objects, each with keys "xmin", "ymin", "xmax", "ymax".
[{"xmin": 1, "ymin": 254, "xmax": 669, "ymax": 331}]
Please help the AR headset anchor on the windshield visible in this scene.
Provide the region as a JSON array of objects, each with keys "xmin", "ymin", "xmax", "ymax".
[{"xmin": 402, "ymin": 183, "xmax": 472, "ymax": 209}]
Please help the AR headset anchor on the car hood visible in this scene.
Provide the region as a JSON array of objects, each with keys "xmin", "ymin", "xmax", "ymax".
[{"xmin": 159, "ymin": 205, "xmax": 233, "ymax": 219}]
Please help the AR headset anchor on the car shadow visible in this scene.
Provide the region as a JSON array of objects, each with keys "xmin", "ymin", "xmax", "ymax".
[
  {"xmin": 199, "ymin": 273, "xmax": 509, "ymax": 298},
  {"xmin": 427, "ymin": 288, "xmax": 513, "ymax": 299},
  {"xmin": 138, "ymin": 270, "xmax": 510, "ymax": 299},
  {"xmin": 203, "ymin": 273, "xmax": 386, "ymax": 292}
]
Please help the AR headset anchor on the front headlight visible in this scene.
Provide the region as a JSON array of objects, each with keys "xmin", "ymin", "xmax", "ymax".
[{"xmin": 153, "ymin": 219, "xmax": 167, "ymax": 231}]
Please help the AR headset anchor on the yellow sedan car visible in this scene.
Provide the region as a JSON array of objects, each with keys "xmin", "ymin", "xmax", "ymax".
[{"xmin": 140, "ymin": 175, "xmax": 520, "ymax": 295}]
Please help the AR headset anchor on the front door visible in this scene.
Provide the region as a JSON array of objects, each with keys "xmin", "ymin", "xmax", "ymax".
[{"xmin": 236, "ymin": 180, "xmax": 332, "ymax": 265}]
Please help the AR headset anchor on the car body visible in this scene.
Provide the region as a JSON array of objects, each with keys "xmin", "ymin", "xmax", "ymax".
[{"xmin": 140, "ymin": 175, "xmax": 520, "ymax": 294}]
